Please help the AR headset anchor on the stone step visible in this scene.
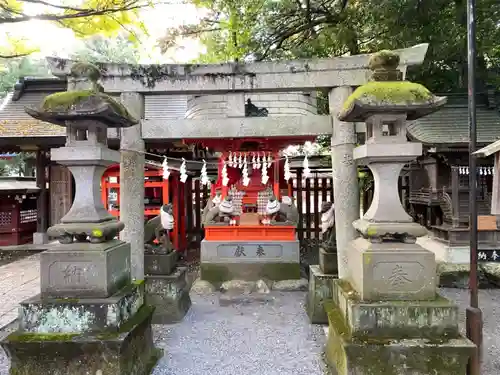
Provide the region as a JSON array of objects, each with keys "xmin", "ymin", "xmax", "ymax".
[
  {"xmin": 144, "ymin": 251, "xmax": 178, "ymax": 275},
  {"xmin": 324, "ymin": 301, "xmax": 475, "ymax": 375},
  {"xmin": 331, "ymin": 280, "xmax": 460, "ymax": 339},
  {"xmin": 145, "ymin": 267, "xmax": 191, "ymax": 324},
  {"xmin": 19, "ymin": 281, "xmax": 144, "ymax": 334}
]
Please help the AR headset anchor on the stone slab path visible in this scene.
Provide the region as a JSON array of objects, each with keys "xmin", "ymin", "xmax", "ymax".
[
  {"xmin": 0, "ymin": 253, "xmax": 500, "ymax": 375},
  {"xmin": 0, "ymin": 254, "xmax": 40, "ymax": 329}
]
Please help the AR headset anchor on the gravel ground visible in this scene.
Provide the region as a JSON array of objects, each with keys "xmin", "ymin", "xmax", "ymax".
[
  {"xmin": 152, "ymin": 291, "xmax": 326, "ymax": 375},
  {"xmin": 0, "ymin": 289, "xmax": 499, "ymax": 374}
]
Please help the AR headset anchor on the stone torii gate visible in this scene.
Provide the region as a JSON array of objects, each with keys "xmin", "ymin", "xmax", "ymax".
[{"xmin": 46, "ymin": 44, "xmax": 429, "ymax": 281}]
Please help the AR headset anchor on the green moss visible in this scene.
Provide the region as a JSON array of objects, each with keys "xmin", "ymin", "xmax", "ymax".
[
  {"xmin": 133, "ymin": 279, "xmax": 145, "ymax": 286},
  {"xmin": 96, "ymin": 305, "xmax": 155, "ymax": 340},
  {"xmin": 261, "ymin": 263, "xmax": 301, "ymax": 280},
  {"xmin": 368, "ymin": 50, "xmax": 400, "ymax": 70},
  {"xmin": 200, "ymin": 264, "xmax": 230, "ymax": 283},
  {"xmin": 342, "ymin": 81, "xmax": 433, "ymax": 111},
  {"xmin": 40, "ymin": 90, "xmax": 133, "ymax": 120},
  {"xmin": 70, "ymin": 62, "xmax": 101, "ymax": 81},
  {"xmin": 7, "ymin": 332, "xmax": 78, "ymax": 342},
  {"xmin": 335, "ymin": 279, "xmax": 360, "ymax": 301}
]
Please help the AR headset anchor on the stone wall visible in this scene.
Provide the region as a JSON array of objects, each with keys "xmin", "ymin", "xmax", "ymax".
[{"xmin": 185, "ymin": 92, "xmax": 318, "ymax": 119}]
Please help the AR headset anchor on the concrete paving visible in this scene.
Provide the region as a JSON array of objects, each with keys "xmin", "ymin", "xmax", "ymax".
[{"xmin": 0, "ymin": 254, "xmax": 499, "ymax": 374}]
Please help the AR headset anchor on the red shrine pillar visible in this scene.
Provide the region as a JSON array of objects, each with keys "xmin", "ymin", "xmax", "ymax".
[{"xmin": 273, "ymin": 151, "xmax": 280, "ymax": 199}]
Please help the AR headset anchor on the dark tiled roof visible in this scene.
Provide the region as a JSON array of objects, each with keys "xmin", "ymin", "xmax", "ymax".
[
  {"xmin": 0, "ymin": 92, "xmax": 65, "ymax": 137},
  {"xmin": 0, "ymin": 77, "xmax": 67, "ymax": 138},
  {"xmin": 407, "ymin": 94, "xmax": 500, "ymax": 145}
]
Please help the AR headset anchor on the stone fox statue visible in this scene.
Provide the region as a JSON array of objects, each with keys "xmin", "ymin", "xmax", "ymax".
[
  {"xmin": 201, "ymin": 191, "xmax": 222, "ymax": 226},
  {"xmin": 280, "ymin": 196, "xmax": 299, "ymax": 225},
  {"xmin": 320, "ymin": 201, "xmax": 336, "ymax": 251},
  {"xmin": 144, "ymin": 203, "xmax": 174, "ymax": 253},
  {"xmin": 203, "ymin": 196, "xmax": 235, "ymax": 225},
  {"xmin": 265, "ymin": 196, "xmax": 299, "ymax": 225}
]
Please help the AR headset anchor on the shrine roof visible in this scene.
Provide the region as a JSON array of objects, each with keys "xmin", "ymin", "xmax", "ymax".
[
  {"xmin": 0, "ymin": 177, "xmax": 39, "ymax": 193},
  {"xmin": 0, "ymin": 77, "xmax": 67, "ymax": 137},
  {"xmin": 407, "ymin": 93, "xmax": 500, "ymax": 146}
]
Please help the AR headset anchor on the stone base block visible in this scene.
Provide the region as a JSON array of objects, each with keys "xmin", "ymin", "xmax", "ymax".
[
  {"xmin": 324, "ymin": 303, "xmax": 474, "ymax": 375},
  {"xmin": 201, "ymin": 239, "xmax": 299, "ymax": 263},
  {"xmin": 306, "ymin": 265, "xmax": 337, "ymax": 324},
  {"xmin": 19, "ymin": 282, "xmax": 144, "ymax": 334},
  {"xmin": 145, "ymin": 267, "xmax": 191, "ymax": 324},
  {"xmin": 33, "ymin": 232, "xmax": 48, "ymax": 245},
  {"xmin": 332, "ymin": 280, "xmax": 459, "ymax": 339},
  {"xmin": 201, "ymin": 263, "xmax": 301, "ymax": 283},
  {"xmin": 200, "ymin": 239, "xmax": 300, "ymax": 283},
  {"xmin": 319, "ymin": 248, "xmax": 338, "ymax": 275},
  {"xmin": 40, "ymin": 240, "xmax": 131, "ymax": 299},
  {"xmin": 145, "ymin": 251, "xmax": 178, "ymax": 275},
  {"xmin": 1, "ymin": 305, "xmax": 160, "ymax": 375},
  {"xmin": 347, "ymin": 237, "xmax": 436, "ymax": 301}
]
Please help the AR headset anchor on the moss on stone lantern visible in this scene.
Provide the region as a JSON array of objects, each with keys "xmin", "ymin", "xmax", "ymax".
[
  {"xmin": 25, "ymin": 62, "xmax": 138, "ymax": 128},
  {"xmin": 339, "ymin": 50, "xmax": 447, "ymax": 123}
]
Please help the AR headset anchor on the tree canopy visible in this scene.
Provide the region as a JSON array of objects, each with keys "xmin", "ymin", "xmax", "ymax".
[
  {"xmin": 0, "ymin": 0, "xmax": 153, "ymax": 59},
  {"xmin": 70, "ymin": 35, "xmax": 142, "ymax": 64},
  {"xmin": 160, "ymin": 0, "xmax": 500, "ymax": 93}
]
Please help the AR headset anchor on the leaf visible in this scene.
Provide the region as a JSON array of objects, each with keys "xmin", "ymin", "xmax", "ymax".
[{"xmin": 0, "ymin": 34, "xmax": 39, "ymax": 59}]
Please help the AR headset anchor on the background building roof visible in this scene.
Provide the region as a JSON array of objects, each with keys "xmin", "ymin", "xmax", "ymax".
[{"xmin": 407, "ymin": 92, "xmax": 500, "ymax": 146}]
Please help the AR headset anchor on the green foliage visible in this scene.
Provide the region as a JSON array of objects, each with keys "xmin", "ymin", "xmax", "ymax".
[
  {"xmin": 0, "ymin": 0, "xmax": 154, "ymax": 60},
  {"xmin": 168, "ymin": 0, "xmax": 500, "ymax": 92},
  {"xmin": 70, "ymin": 35, "xmax": 142, "ymax": 64},
  {"xmin": 0, "ymin": 57, "xmax": 51, "ymax": 98}
]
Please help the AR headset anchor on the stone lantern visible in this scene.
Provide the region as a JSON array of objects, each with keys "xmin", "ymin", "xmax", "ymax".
[
  {"xmin": 323, "ymin": 50, "xmax": 475, "ymax": 375},
  {"xmin": 1, "ymin": 62, "xmax": 159, "ymax": 375},
  {"xmin": 338, "ymin": 50, "xmax": 447, "ymax": 300}
]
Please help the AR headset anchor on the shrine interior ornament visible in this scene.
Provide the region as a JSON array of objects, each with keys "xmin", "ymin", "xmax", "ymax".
[
  {"xmin": 238, "ymin": 153, "xmax": 243, "ymax": 169},
  {"xmin": 303, "ymin": 154, "xmax": 311, "ymax": 178},
  {"xmin": 200, "ymin": 159, "xmax": 209, "ymax": 186},
  {"xmin": 179, "ymin": 158, "xmax": 188, "ymax": 183},
  {"xmin": 242, "ymin": 159, "xmax": 250, "ymax": 186},
  {"xmin": 261, "ymin": 159, "xmax": 269, "ymax": 185},
  {"xmin": 252, "ymin": 153, "xmax": 257, "ymax": 169},
  {"xmin": 221, "ymin": 162, "xmax": 229, "ymax": 186},
  {"xmin": 162, "ymin": 157, "xmax": 170, "ymax": 180}
]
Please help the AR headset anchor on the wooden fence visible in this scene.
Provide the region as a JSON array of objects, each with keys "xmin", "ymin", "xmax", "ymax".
[{"xmin": 180, "ymin": 169, "xmax": 409, "ymax": 252}]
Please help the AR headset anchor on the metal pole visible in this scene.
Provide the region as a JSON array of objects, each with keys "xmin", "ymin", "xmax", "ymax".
[{"xmin": 466, "ymin": 0, "xmax": 483, "ymax": 373}]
